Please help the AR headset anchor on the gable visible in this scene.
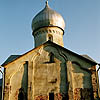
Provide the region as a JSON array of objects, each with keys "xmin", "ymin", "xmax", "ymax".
[
  {"xmin": 43, "ymin": 43, "xmax": 97, "ymax": 71},
  {"xmin": 2, "ymin": 41, "xmax": 97, "ymax": 67},
  {"xmin": 43, "ymin": 41, "xmax": 97, "ymax": 66},
  {"xmin": 2, "ymin": 45, "xmax": 43, "ymax": 67}
]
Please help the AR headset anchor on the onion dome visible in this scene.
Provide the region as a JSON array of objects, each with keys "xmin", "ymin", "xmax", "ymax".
[{"xmin": 32, "ymin": 1, "xmax": 65, "ymax": 32}]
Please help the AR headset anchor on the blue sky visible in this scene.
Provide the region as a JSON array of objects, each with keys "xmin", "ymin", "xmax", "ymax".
[{"xmin": 0, "ymin": 0, "xmax": 100, "ymax": 66}]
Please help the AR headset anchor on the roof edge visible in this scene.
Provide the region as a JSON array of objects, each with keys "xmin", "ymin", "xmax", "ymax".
[{"xmin": 2, "ymin": 41, "xmax": 98, "ymax": 67}]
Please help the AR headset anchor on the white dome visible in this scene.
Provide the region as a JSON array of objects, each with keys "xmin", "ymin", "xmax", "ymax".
[{"xmin": 32, "ymin": 2, "xmax": 65, "ymax": 32}]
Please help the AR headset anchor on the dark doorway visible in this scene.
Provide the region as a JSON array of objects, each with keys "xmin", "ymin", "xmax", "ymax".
[
  {"xmin": 18, "ymin": 88, "xmax": 25, "ymax": 100},
  {"xmin": 49, "ymin": 93, "xmax": 54, "ymax": 100}
]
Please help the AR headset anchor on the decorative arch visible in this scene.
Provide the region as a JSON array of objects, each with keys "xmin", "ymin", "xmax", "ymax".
[
  {"xmin": 44, "ymin": 44, "xmax": 68, "ymax": 62},
  {"xmin": 72, "ymin": 61, "xmax": 81, "ymax": 67}
]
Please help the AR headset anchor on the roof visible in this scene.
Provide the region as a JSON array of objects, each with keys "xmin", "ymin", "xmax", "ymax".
[
  {"xmin": 32, "ymin": 1, "xmax": 65, "ymax": 32},
  {"xmin": 81, "ymin": 55, "xmax": 97, "ymax": 63},
  {"xmin": 2, "ymin": 41, "xmax": 97, "ymax": 67},
  {"xmin": 2, "ymin": 55, "xmax": 21, "ymax": 66}
]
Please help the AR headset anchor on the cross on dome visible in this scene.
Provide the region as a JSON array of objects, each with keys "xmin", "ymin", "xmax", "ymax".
[{"xmin": 45, "ymin": 0, "xmax": 48, "ymax": 6}]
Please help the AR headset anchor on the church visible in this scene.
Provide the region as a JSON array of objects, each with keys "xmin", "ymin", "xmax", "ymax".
[{"xmin": 1, "ymin": 1, "xmax": 100, "ymax": 100}]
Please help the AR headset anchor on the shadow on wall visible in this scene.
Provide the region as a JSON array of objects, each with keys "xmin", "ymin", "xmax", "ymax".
[
  {"xmin": 44, "ymin": 44, "xmax": 97, "ymax": 99},
  {"xmin": 72, "ymin": 62, "xmax": 94, "ymax": 99},
  {"xmin": 44, "ymin": 45, "xmax": 69, "ymax": 99},
  {"xmin": 18, "ymin": 61, "xmax": 28, "ymax": 100}
]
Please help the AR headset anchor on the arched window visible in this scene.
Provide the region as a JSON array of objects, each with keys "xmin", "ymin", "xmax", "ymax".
[
  {"xmin": 48, "ymin": 34, "xmax": 53, "ymax": 41},
  {"xmin": 49, "ymin": 52, "xmax": 55, "ymax": 63}
]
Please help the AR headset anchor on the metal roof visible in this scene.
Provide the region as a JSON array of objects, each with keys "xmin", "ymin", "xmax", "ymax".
[
  {"xmin": 81, "ymin": 55, "xmax": 97, "ymax": 64},
  {"xmin": 32, "ymin": 1, "xmax": 65, "ymax": 32},
  {"xmin": 2, "ymin": 55, "xmax": 21, "ymax": 66}
]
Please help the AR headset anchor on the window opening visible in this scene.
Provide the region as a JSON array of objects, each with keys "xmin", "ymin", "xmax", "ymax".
[
  {"xmin": 48, "ymin": 34, "xmax": 53, "ymax": 41},
  {"xmin": 49, "ymin": 52, "xmax": 54, "ymax": 63},
  {"xmin": 49, "ymin": 36, "xmax": 52, "ymax": 41},
  {"xmin": 62, "ymin": 94, "xmax": 68, "ymax": 100},
  {"xmin": 18, "ymin": 88, "xmax": 25, "ymax": 100},
  {"xmin": 49, "ymin": 93, "xmax": 54, "ymax": 100}
]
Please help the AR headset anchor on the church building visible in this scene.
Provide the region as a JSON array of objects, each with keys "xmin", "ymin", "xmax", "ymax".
[{"xmin": 1, "ymin": 1, "xmax": 100, "ymax": 100}]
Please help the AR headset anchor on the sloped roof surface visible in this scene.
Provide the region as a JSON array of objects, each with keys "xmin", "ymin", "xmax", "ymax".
[
  {"xmin": 81, "ymin": 55, "xmax": 97, "ymax": 63},
  {"xmin": 2, "ymin": 55, "xmax": 21, "ymax": 66}
]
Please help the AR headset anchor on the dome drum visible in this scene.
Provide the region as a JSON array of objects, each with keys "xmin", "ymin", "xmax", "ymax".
[
  {"xmin": 32, "ymin": 26, "xmax": 64, "ymax": 37},
  {"xmin": 32, "ymin": 1, "xmax": 65, "ymax": 47}
]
